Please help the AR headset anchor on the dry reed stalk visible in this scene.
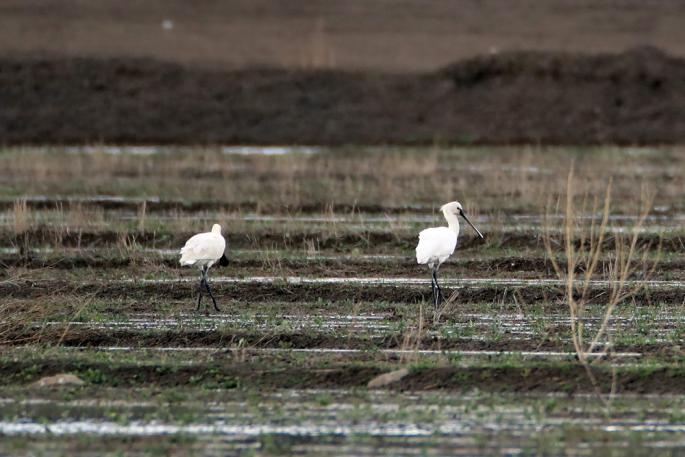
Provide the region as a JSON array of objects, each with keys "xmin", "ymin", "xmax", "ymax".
[
  {"xmin": 259, "ymin": 244, "xmax": 285, "ymax": 276},
  {"xmin": 51, "ymin": 202, "xmax": 66, "ymax": 249},
  {"xmin": 304, "ymin": 238, "xmax": 319, "ymax": 258},
  {"xmin": 543, "ymin": 163, "xmax": 660, "ymax": 408},
  {"xmin": 69, "ymin": 201, "xmax": 85, "ymax": 230},
  {"xmin": 117, "ymin": 231, "xmax": 140, "ymax": 258},
  {"xmin": 13, "ymin": 197, "xmax": 28, "ymax": 234},
  {"xmin": 139, "ymin": 200, "xmax": 147, "ymax": 232},
  {"xmin": 434, "ymin": 291, "xmax": 459, "ymax": 324},
  {"xmin": 57, "ymin": 290, "xmax": 99, "ymax": 346},
  {"xmin": 400, "ymin": 305, "xmax": 425, "ymax": 365},
  {"xmin": 229, "ymin": 337, "xmax": 248, "ymax": 363},
  {"xmin": 325, "ymin": 202, "xmax": 339, "ymax": 238},
  {"xmin": 345, "ymin": 291, "xmax": 363, "ymax": 351}
]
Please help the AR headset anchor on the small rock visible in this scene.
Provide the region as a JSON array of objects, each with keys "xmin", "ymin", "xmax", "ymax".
[
  {"xmin": 30, "ymin": 374, "xmax": 85, "ymax": 388},
  {"xmin": 367, "ymin": 368, "xmax": 409, "ymax": 388}
]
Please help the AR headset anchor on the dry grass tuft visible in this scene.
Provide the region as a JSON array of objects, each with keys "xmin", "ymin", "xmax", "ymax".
[{"xmin": 544, "ymin": 163, "xmax": 661, "ymax": 409}]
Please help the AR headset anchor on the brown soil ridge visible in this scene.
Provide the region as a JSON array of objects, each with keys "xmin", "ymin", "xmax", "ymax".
[
  {"xmin": 2, "ymin": 359, "xmax": 684, "ymax": 395},
  {"xmin": 1, "ymin": 328, "xmax": 570, "ymax": 351},
  {"xmin": 2, "ymin": 46, "xmax": 685, "ymax": 145}
]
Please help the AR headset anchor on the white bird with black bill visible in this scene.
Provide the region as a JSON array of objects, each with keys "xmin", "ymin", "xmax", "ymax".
[{"xmin": 415, "ymin": 201, "xmax": 483, "ymax": 312}]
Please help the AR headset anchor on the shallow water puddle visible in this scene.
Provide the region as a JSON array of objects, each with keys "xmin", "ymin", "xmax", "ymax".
[
  {"xmin": 60, "ymin": 346, "xmax": 640, "ymax": 359},
  {"xmin": 4, "ymin": 420, "xmax": 678, "ymax": 437},
  {"xmin": 42, "ymin": 312, "xmax": 392, "ymax": 334},
  {"xmin": 129, "ymin": 276, "xmax": 685, "ymax": 289},
  {"xmin": 33, "ymin": 145, "xmax": 320, "ymax": 156}
]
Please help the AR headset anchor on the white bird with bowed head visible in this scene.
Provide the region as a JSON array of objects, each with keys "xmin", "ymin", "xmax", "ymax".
[
  {"xmin": 179, "ymin": 224, "xmax": 229, "ymax": 312},
  {"xmin": 415, "ymin": 201, "xmax": 483, "ymax": 311}
]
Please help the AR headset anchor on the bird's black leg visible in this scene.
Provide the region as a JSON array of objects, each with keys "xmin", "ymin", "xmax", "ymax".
[
  {"xmin": 432, "ymin": 267, "xmax": 443, "ymax": 312},
  {"xmin": 196, "ymin": 269, "xmax": 205, "ymax": 311},
  {"xmin": 429, "ymin": 267, "xmax": 437, "ymax": 310},
  {"xmin": 201, "ymin": 267, "xmax": 221, "ymax": 312}
]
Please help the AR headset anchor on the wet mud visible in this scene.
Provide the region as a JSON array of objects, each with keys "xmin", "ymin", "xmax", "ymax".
[{"xmin": 4, "ymin": 278, "xmax": 681, "ymax": 307}]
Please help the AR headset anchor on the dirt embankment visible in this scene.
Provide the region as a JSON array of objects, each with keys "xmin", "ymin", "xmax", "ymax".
[{"xmin": 2, "ymin": 46, "xmax": 685, "ymax": 146}]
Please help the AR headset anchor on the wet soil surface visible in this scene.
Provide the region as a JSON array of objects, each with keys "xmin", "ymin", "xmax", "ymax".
[
  {"xmin": 3, "ymin": 46, "xmax": 685, "ymax": 145},
  {"xmin": 3, "ymin": 254, "xmax": 684, "ymax": 283},
  {"xmin": 4, "ymin": 279, "xmax": 684, "ymax": 308}
]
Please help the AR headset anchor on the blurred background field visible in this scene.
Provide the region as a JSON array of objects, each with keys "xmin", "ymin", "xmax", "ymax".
[
  {"xmin": 4, "ymin": 0, "xmax": 685, "ymax": 71},
  {"xmin": 3, "ymin": 0, "xmax": 685, "ymax": 146}
]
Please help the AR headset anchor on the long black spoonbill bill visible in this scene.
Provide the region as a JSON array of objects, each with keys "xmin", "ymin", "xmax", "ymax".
[
  {"xmin": 415, "ymin": 201, "xmax": 483, "ymax": 311},
  {"xmin": 180, "ymin": 224, "xmax": 229, "ymax": 311}
]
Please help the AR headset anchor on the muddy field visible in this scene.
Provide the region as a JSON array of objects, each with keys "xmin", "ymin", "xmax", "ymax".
[
  {"xmin": 4, "ymin": 46, "xmax": 685, "ymax": 146},
  {"xmin": 2, "ymin": 147, "xmax": 685, "ymax": 454},
  {"xmin": 4, "ymin": 1, "xmax": 685, "ymax": 451}
]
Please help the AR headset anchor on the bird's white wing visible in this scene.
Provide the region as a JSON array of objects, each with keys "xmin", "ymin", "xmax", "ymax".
[
  {"xmin": 415, "ymin": 227, "xmax": 457, "ymax": 264},
  {"xmin": 180, "ymin": 233, "xmax": 226, "ymax": 265}
]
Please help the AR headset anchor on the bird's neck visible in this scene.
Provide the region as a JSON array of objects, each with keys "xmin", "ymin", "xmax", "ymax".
[{"xmin": 443, "ymin": 211, "xmax": 461, "ymax": 235}]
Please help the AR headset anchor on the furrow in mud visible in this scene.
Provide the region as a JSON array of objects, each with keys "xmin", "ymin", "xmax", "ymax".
[
  {"xmin": 3, "ymin": 280, "xmax": 685, "ymax": 307},
  {"xmin": 1, "ymin": 327, "xmax": 677, "ymax": 356},
  {"xmin": 2, "ymin": 327, "xmax": 571, "ymax": 351}
]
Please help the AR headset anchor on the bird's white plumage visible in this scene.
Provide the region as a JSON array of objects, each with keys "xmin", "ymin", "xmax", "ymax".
[
  {"xmin": 415, "ymin": 202, "xmax": 463, "ymax": 269},
  {"xmin": 416, "ymin": 226, "xmax": 458, "ymax": 267},
  {"xmin": 180, "ymin": 224, "xmax": 226, "ymax": 269}
]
